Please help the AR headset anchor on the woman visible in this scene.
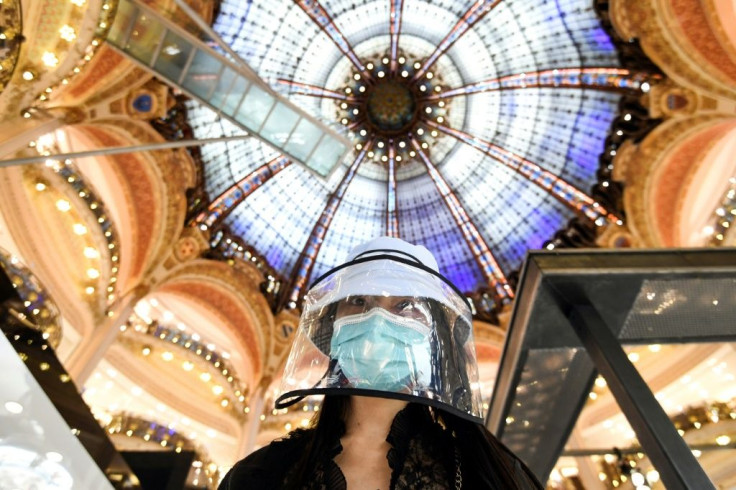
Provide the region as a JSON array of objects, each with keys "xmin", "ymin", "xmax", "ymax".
[{"xmin": 219, "ymin": 237, "xmax": 542, "ymax": 489}]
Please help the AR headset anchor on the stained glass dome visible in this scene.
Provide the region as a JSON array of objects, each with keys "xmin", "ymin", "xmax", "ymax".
[{"xmin": 185, "ymin": 0, "xmax": 655, "ymax": 313}]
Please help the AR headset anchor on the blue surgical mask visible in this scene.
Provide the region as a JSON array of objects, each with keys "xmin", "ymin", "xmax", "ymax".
[{"xmin": 330, "ymin": 308, "xmax": 432, "ymax": 392}]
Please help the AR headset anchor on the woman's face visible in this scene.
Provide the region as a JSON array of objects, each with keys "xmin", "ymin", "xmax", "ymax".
[{"xmin": 335, "ymin": 295, "xmax": 433, "ymax": 327}]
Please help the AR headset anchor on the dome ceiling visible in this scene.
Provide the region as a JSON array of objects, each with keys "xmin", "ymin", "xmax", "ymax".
[{"xmin": 186, "ymin": 0, "xmax": 652, "ymax": 311}]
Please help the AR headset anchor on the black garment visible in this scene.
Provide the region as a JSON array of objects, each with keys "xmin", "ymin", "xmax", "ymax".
[
  {"xmin": 219, "ymin": 404, "xmax": 457, "ymax": 489},
  {"xmin": 219, "ymin": 403, "xmax": 540, "ymax": 489}
]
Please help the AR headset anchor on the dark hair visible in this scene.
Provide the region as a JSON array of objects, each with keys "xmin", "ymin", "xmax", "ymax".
[{"xmin": 284, "ymin": 396, "xmax": 543, "ymax": 490}]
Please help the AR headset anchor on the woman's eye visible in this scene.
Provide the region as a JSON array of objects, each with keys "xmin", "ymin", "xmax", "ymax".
[
  {"xmin": 396, "ymin": 300, "xmax": 416, "ymax": 312},
  {"xmin": 348, "ymin": 296, "xmax": 366, "ymax": 306}
]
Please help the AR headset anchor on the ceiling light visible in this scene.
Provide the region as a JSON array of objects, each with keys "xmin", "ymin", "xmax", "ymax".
[
  {"xmin": 4, "ymin": 401, "xmax": 23, "ymax": 414},
  {"xmin": 161, "ymin": 351, "xmax": 174, "ymax": 361},
  {"xmin": 86, "ymin": 268, "xmax": 100, "ymax": 279},
  {"xmin": 401, "ymin": 70, "xmax": 408, "ymax": 77},
  {"xmin": 399, "ymin": 56, "xmax": 406, "ymax": 64},
  {"xmin": 73, "ymin": 223, "xmax": 87, "ymax": 235},
  {"xmin": 353, "ymin": 74, "xmax": 360, "ymax": 80},
  {"xmin": 413, "ymin": 62, "xmax": 421, "ymax": 69},
  {"xmin": 366, "ymin": 63, "xmax": 374, "ymax": 70},
  {"xmin": 182, "ymin": 361, "xmax": 194, "ymax": 371},
  {"xmin": 46, "ymin": 452, "xmax": 63, "ymax": 463},
  {"xmin": 200, "ymin": 372, "xmax": 211, "ymax": 382},
  {"xmin": 59, "ymin": 25, "xmax": 76, "ymax": 42},
  {"xmin": 42, "ymin": 52, "xmax": 59, "ymax": 67},
  {"xmin": 426, "ymin": 72, "xmax": 433, "ymax": 79},
  {"xmin": 85, "ymin": 286, "xmax": 95, "ymax": 295},
  {"xmin": 22, "ymin": 71, "xmax": 35, "ymax": 81},
  {"xmin": 84, "ymin": 247, "xmax": 99, "ymax": 259},
  {"xmin": 212, "ymin": 385, "xmax": 223, "ymax": 395},
  {"xmin": 35, "ymin": 182, "xmax": 46, "ymax": 191},
  {"xmin": 56, "ymin": 199, "xmax": 71, "ymax": 212},
  {"xmin": 142, "ymin": 346, "xmax": 151, "ymax": 356},
  {"xmin": 377, "ymin": 71, "xmax": 385, "ymax": 78},
  {"xmin": 382, "ymin": 57, "xmax": 389, "ymax": 64}
]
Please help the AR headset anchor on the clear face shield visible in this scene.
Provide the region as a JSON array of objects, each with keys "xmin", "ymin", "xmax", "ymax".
[{"xmin": 275, "ymin": 255, "xmax": 484, "ymax": 423}]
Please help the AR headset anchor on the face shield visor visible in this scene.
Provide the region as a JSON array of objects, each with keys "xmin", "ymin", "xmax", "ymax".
[{"xmin": 275, "ymin": 254, "xmax": 484, "ymax": 423}]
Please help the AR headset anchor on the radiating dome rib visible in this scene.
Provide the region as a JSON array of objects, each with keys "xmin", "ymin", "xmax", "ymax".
[
  {"xmin": 285, "ymin": 140, "xmax": 376, "ymax": 306},
  {"xmin": 293, "ymin": 0, "xmax": 372, "ymax": 78},
  {"xmin": 195, "ymin": 157, "xmax": 292, "ymax": 229},
  {"xmin": 386, "ymin": 146, "xmax": 400, "ymax": 238},
  {"xmin": 427, "ymin": 120, "xmax": 619, "ymax": 224},
  {"xmin": 412, "ymin": 139, "xmax": 512, "ymax": 303},
  {"xmin": 413, "ymin": 0, "xmax": 503, "ymax": 82},
  {"xmin": 388, "ymin": 0, "xmax": 405, "ymax": 74}
]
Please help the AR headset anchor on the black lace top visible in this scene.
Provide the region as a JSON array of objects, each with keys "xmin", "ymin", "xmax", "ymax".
[
  {"xmin": 218, "ymin": 403, "xmax": 541, "ymax": 489},
  {"xmin": 219, "ymin": 403, "xmax": 457, "ymax": 490}
]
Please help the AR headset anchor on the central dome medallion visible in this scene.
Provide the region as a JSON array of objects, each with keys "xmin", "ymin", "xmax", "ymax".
[
  {"xmin": 337, "ymin": 55, "xmax": 450, "ymax": 166},
  {"xmin": 366, "ymin": 80, "xmax": 416, "ymax": 132}
]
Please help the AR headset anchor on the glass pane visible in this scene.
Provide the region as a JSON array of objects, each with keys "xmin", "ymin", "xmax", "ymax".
[
  {"xmin": 235, "ymin": 85, "xmax": 275, "ymax": 131},
  {"xmin": 550, "ymin": 342, "xmax": 736, "ymax": 489},
  {"xmin": 107, "ymin": 0, "xmax": 136, "ymax": 46},
  {"xmin": 260, "ymin": 103, "xmax": 300, "ymax": 146},
  {"xmin": 284, "ymin": 118, "xmax": 323, "ymax": 161},
  {"xmin": 181, "ymin": 50, "xmax": 222, "ymax": 99},
  {"xmin": 211, "ymin": 67, "xmax": 240, "ymax": 111},
  {"xmin": 153, "ymin": 30, "xmax": 194, "ymax": 82},
  {"xmin": 307, "ymin": 139, "xmax": 348, "ymax": 177},
  {"xmin": 124, "ymin": 11, "xmax": 166, "ymax": 65}
]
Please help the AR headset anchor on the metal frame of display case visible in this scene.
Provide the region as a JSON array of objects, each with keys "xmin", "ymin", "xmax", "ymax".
[{"xmin": 486, "ymin": 248, "xmax": 736, "ymax": 490}]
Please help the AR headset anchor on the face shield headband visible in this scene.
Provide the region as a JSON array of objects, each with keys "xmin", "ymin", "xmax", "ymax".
[{"xmin": 274, "ymin": 254, "xmax": 484, "ymax": 423}]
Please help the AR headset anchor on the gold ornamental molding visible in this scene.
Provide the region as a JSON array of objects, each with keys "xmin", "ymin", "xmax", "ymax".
[
  {"xmin": 0, "ymin": 0, "xmax": 23, "ymax": 94},
  {"xmin": 69, "ymin": 117, "xmax": 192, "ymax": 289},
  {"xmin": 613, "ymin": 113, "xmax": 732, "ymax": 247},
  {"xmin": 156, "ymin": 258, "xmax": 275, "ymax": 383},
  {"xmin": 611, "ymin": 0, "xmax": 736, "ymax": 100}
]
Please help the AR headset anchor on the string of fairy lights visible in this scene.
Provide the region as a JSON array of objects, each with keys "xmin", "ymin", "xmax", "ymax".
[
  {"xmin": 705, "ymin": 177, "xmax": 736, "ymax": 245},
  {"xmin": 0, "ymin": 248, "xmax": 62, "ymax": 347},
  {"xmin": 121, "ymin": 312, "xmax": 250, "ymax": 419},
  {"xmin": 102, "ymin": 411, "xmax": 219, "ymax": 489},
  {"xmin": 19, "ymin": 0, "xmax": 118, "ymax": 119},
  {"xmin": 31, "ymin": 134, "xmax": 121, "ymax": 312}
]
